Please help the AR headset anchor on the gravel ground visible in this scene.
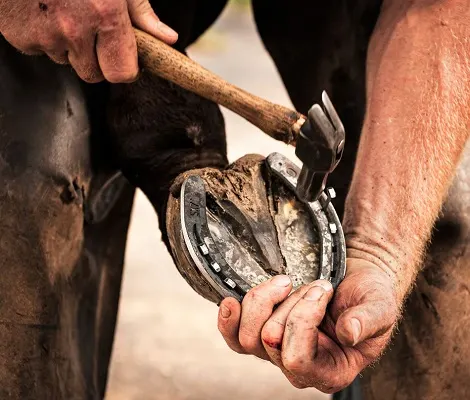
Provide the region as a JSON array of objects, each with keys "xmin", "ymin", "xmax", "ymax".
[{"xmin": 106, "ymin": 4, "xmax": 329, "ymax": 400}]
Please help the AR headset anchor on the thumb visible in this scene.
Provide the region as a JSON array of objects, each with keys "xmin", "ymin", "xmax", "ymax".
[
  {"xmin": 335, "ymin": 299, "xmax": 398, "ymax": 347},
  {"xmin": 128, "ymin": 0, "xmax": 178, "ymax": 44}
]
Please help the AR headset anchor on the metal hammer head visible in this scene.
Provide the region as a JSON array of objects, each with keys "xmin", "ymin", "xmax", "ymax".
[{"xmin": 295, "ymin": 91, "xmax": 345, "ymax": 202}]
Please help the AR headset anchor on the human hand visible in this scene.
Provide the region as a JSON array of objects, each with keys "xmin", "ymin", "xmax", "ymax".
[
  {"xmin": 217, "ymin": 258, "xmax": 400, "ymax": 393},
  {"xmin": 0, "ymin": 0, "xmax": 178, "ymax": 82}
]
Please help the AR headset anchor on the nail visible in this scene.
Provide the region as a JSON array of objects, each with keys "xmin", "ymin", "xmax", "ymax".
[
  {"xmin": 304, "ymin": 287, "xmax": 325, "ymax": 301},
  {"xmin": 157, "ymin": 21, "xmax": 178, "ymax": 39},
  {"xmin": 272, "ymin": 275, "xmax": 291, "ymax": 287},
  {"xmin": 220, "ymin": 305, "xmax": 231, "ymax": 318},
  {"xmin": 350, "ymin": 318, "xmax": 361, "ymax": 346},
  {"xmin": 311, "ymin": 280, "xmax": 333, "ymax": 293}
]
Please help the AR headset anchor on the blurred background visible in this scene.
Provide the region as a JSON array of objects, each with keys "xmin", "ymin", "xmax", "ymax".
[{"xmin": 106, "ymin": 2, "xmax": 329, "ymax": 399}]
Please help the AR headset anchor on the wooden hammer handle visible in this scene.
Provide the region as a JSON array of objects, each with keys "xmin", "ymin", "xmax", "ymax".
[{"xmin": 134, "ymin": 28, "xmax": 305, "ymax": 145}]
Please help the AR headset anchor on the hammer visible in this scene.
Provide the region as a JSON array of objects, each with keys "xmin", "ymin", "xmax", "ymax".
[{"xmin": 134, "ymin": 29, "xmax": 345, "ymax": 202}]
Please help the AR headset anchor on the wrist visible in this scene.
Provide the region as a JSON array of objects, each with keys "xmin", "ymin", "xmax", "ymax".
[
  {"xmin": 342, "ymin": 190, "xmax": 428, "ymax": 304},
  {"xmin": 345, "ymin": 233, "xmax": 423, "ymax": 304}
]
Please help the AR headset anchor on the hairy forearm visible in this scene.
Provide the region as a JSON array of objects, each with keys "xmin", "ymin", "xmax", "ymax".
[{"xmin": 343, "ymin": 0, "xmax": 470, "ymax": 302}]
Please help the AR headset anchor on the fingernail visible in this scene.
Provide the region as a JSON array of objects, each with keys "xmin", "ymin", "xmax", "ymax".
[
  {"xmin": 311, "ymin": 280, "xmax": 333, "ymax": 292},
  {"xmin": 272, "ymin": 275, "xmax": 291, "ymax": 287},
  {"xmin": 157, "ymin": 21, "xmax": 178, "ymax": 39},
  {"xmin": 220, "ymin": 305, "xmax": 231, "ymax": 319},
  {"xmin": 350, "ymin": 318, "xmax": 361, "ymax": 346},
  {"xmin": 304, "ymin": 287, "xmax": 325, "ymax": 301}
]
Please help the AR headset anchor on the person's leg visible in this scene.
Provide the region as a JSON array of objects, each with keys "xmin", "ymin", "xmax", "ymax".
[
  {"xmin": 0, "ymin": 37, "xmax": 135, "ymax": 399},
  {"xmin": 252, "ymin": 0, "xmax": 470, "ymax": 399}
]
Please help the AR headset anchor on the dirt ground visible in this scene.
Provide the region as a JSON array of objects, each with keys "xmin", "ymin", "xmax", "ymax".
[{"xmin": 105, "ymin": 4, "xmax": 329, "ymax": 400}]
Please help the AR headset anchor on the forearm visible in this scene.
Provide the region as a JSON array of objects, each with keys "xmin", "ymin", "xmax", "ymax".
[{"xmin": 344, "ymin": 0, "xmax": 470, "ymax": 302}]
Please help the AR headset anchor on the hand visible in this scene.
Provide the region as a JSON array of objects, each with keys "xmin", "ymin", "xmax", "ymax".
[
  {"xmin": 0, "ymin": 0, "xmax": 178, "ymax": 83},
  {"xmin": 217, "ymin": 259, "xmax": 400, "ymax": 393}
]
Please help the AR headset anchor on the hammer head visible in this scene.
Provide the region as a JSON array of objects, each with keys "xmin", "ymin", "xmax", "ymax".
[{"xmin": 295, "ymin": 91, "xmax": 345, "ymax": 202}]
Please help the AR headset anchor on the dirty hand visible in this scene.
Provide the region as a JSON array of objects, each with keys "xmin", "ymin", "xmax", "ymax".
[
  {"xmin": 0, "ymin": 0, "xmax": 178, "ymax": 83},
  {"xmin": 217, "ymin": 258, "xmax": 400, "ymax": 393}
]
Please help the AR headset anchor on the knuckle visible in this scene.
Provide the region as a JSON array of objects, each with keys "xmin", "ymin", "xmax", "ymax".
[
  {"xmin": 285, "ymin": 369, "xmax": 352, "ymax": 394},
  {"xmin": 37, "ymin": 34, "xmax": 58, "ymax": 52},
  {"xmin": 93, "ymin": 1, "xmax": 120, "ymax": 23},
  {"xmin": 59, "ymin": 17, "xmax": 83, "ymax": 45},
  {"xmin": 282, "ymin": 355, "xmax": 306, "ymax": 374},
  {"xmin": 243, "ymin": 290, "xmax": 256, "ymax": 303},
  {"xmin": 243, "ymin": 289, "xmax": 264, "ymax": 304},
  {"xmin": 261, "ymin": 324, "xmax": 282, "ymax": 348},
  {"xmin": 287, "ymin": 373, "xmax": 349, "ymax": 393},
  {"xmin": 322, "ymin": 384, "xmax": 345, "ymax": 394},
  {"xmin": 244, "ymin": 285, "xmax": 277, "ymax": 305},
  {"xmin": 289, "ymin": 379, "xmax": 309, "ymax": 390},
  {"xmin": 77, "ymin": 68, "xmax": 103, "ymax": 83},
  {"xmin": 238, "ymin": 337, "xmax": 257, "ymax": 353},
  {"xmin": 238, "ymin": 331, "xmax": 259, "ymax": 353},
  {"xmin": 323, "ymin": 386, "xmax": 342, "ymax": 395},
  {"xmin": 82, "ymin": 75, "xmax": 104, "ymax": 84},
  {"xmin": 321, "ymin": 374, "xmax": 349, "ymax": 393}
]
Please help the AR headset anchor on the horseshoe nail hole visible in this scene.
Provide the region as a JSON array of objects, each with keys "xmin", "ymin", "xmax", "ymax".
[{"xmin": 287, "ymin": 168, "xmax": 297, "ymax": 177}]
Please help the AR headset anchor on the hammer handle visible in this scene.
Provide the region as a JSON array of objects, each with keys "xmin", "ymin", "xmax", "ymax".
[{"xmin": 135, "ymin": 28, "xmax": 305, "ymax": 145}]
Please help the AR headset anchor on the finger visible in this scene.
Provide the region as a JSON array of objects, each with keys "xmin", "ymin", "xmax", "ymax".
[
  {"xmin": 58, "ymin": 16, "xmax": 103, "ymax": 82},
  {"xmin": 127, "ymin": 0, "xmax": 178, "ymax": 44},
  {"xmin": 46, "ymin": 51, "xmax": 69, "ymax": 65},
  {"xmin": 261, "ymin": 280, "xmax": 332, "ymax": 365},
  {"xmin": 1, "ymin": 33, "xmax": 42, "ymax": 56},
  {"xmin": 335, "ymin": 298, "xmax": 397, "ymax": 348},
  {"xmin": 217, "ymin": 297, "xmax": 246, "ymax": 354},
  {"xmin": 96, "ymin": 8, "xmax": 138, "ymax": 83},
  {"xmin": 238, "ymin": 275, "xmax": 292, "ymax": 359},
  {"xmin": 18, "ymin": 48, "xmax": 43, "ymax": 56},
  {"xmin": 36, "ymin": 31, "xmax": 68, "ymax": 64},
  {"xmin": 67, "ymin": 36, "xmax": 104, "ymax": 83},
  {"xmin": 281, "ymin": 284, "xmax": 334, "ymax": 374}
]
